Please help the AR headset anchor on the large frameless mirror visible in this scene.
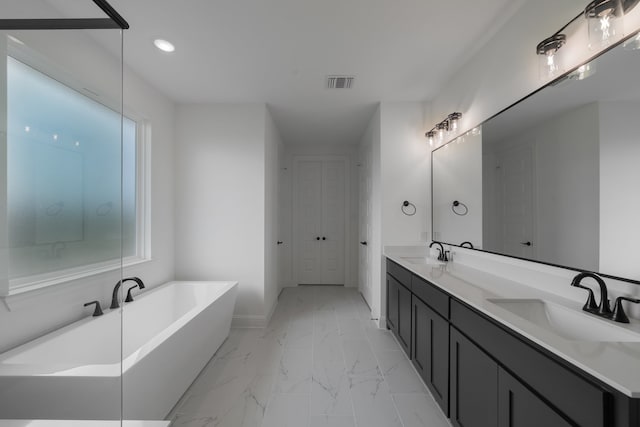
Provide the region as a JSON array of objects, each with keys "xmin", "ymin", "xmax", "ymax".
[{"xmin": 432, "ymin": 28, "xmax": 640, "ymax": 285}]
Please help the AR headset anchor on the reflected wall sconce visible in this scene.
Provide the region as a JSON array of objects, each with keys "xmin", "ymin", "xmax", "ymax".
[{"xmin": 425, "ymin": 112, "xmax": 462, "ymax": 146}]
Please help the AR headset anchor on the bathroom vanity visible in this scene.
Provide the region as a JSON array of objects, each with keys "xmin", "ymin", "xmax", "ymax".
[{"xmin": 385, "ymin": 254, "xmax": 640, "ymax": 427}]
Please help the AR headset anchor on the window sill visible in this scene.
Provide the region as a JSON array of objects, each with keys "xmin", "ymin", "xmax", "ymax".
[{"xmin": 1, "ymin": 256, "xmax": 151, "ymax": 312}]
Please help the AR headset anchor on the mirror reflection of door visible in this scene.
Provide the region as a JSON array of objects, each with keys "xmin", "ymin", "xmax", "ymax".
[{"xmin": 497, "ymin": 144, "xmax": 534, "ymax": 259}]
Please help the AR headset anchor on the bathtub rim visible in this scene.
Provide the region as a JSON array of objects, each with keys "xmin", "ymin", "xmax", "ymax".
[{"xmin": 0, "ymin": 280, "xmax": 238, "ymax": 377}]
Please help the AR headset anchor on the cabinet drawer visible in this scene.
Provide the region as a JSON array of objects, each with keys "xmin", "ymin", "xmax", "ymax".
[
  {"xmin": 451, "ymin": 300, "xmax": 608, "ymax": 427},
  {"xmin": 387, "ymin": 259, "xmax": 411, "ymax": 290},
  {"xmin": 412, "ymin": 275, "xmax": 449, "ymax": 319}
]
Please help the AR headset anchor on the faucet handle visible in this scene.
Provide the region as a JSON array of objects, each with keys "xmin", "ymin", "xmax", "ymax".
[
  {"xmin": 125, "ymin": 285, "xmax": 139, "ymax": 303},
  {"xmin": 572, "ymin": 284, "xmax": 598, "ymax": 313},
  {"xmin": 84, "ymin": 301, "xmax": 103, "ymax": 317},
  {"xmin": 612, "ymin": 296, "xmax": 640, "ymax": 323}
]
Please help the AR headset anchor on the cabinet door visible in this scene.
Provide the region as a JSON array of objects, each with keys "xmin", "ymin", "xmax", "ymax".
[
  {"xmin": 498, "ymin": 368, "xmax": 572, "ymax": 427},
  {"xmin": 387, "ymin": 275, "xmax": 399, "ymax": 332},
  {"xmin": 450, "ymin": 327, "xmax": 498, "ymax": 427},
  {"xmin": 412, "ymin": 296, "xmax": 449, "ymax": 415},
  {"xmin": 397, "ymin": 282, "xmax": 412, "ymax": 356}
]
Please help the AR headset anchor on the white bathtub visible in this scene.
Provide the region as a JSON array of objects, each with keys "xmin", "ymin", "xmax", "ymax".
[{"xmin": 0, "ymin": 280, "xmax": 238, "ymax": 420}]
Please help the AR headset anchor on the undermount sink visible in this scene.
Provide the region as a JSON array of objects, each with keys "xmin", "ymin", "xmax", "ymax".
[
  {"xmin": 487, "ymin": 298, "xmax": 640, "ymax": 342},
  {"xmin": 400, "ymin": 257, "xmax": 444, "ymax": 266}
]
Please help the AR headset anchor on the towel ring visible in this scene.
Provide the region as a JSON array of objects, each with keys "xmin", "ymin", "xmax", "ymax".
[
  {"xmin": 452, "ymin": 200, "xmax": 468, "ymax": 216},
  {"xmin": 401, "ymin": 200, "xmax": 416, "ymax": 216}
]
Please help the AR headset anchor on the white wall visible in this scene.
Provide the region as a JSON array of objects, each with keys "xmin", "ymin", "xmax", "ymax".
[
  {"xmin": 175, "ymin": 104, "xmax": 267, "ymax": 326},
  {"xmin": 599, "ymin": 101, "xmax": 640, "ymax": 280},
  {"xmin": 380, "ymin": 103, "xmax": 430, "ymax": 246},
  {"xmin": 366, "ymin": 102, "xmax": 428, "ymax": 326},
  {"xmin": 0, "ymin": 29, "xmax": 176, "ymax": 353},
  {"xmin": 432, "ymin": 132, "xmax": 482, "ymax": 246},
  {"xmin": 358, "ymin": 106, "xmax": 382, "ymax": 318},
  {"xmin": 264, "ymin": 108, "xmax": 283, "ymax": 320}
]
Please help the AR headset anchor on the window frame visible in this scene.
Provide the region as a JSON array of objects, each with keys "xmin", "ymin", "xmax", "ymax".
[{"xmin": 1, "ymin": 36, "xmax": 151, "ymax": 300}]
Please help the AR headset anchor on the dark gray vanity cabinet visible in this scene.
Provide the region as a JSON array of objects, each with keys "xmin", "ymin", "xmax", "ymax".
[
  {"xmin": 451, "ymin": 300, "xmax": 607, "ymax": 427},
  {"xmin": 386, "ymin": 275, "xmax": 399, "ymax": 331},
  {"xmin": 386, "ymin": 261, "xmax": 412, "ymax": 356},
  {"xmin": 498, "ymin": 368, "xmax": 572, "ymax": 427},
  {"xmin": 411, "ymin": 286, "xmax": 449, "ymax": 415},
  {"xmin": 450, "ymin": 327, "xmax": 498, "ymax": 427}
]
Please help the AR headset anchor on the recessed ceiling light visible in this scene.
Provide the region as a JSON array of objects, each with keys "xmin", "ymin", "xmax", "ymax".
[{"xmin": 154, "ymin": 39, "xmax": 175, "ymax": 53}]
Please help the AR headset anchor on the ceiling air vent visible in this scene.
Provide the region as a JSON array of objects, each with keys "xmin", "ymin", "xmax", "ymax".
[{"xmin": 327, "ymin": 75, "xmax": 354, "ymax": 89}]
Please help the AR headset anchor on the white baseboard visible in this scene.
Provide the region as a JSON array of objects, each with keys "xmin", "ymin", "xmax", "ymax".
[{"xmin": 231, "ymin": 314, "xmax": 267, "ymax": 328}]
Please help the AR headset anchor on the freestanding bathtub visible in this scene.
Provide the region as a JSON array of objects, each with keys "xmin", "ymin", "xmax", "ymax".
[{"xmin": 0, "ymin": 280, "xmax": 238, "ymax": 420}]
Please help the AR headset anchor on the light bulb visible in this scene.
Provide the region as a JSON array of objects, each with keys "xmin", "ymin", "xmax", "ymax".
[
  {"xmin": 24, "ymin": 126, "xmax": 30, "ymax": 132},
  {"xmin": 600, "ymin": 15, "xmax": 611, "ymax": 42}
]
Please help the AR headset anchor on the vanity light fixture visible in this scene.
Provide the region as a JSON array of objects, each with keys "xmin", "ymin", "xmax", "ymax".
[
  {"xmin": 425, "ymin": 112, "xmax": 463, "ymax": 147},
  {"xmin": 153, "ymin": 39, "xmax": 175, "ymax": 53},
  {"xmin": 537, "ymin": 34, "xmax": 567, "ymax": 79},
  {"xmin": 585, "ymin": 0, "xmax": 623, "ymax": 48},
  {"xmin": 426, "ymin": 130, "xmax": 436, "ymax": 146},
  {"xmin": 448, "ymin": 112, "xmax": 462, "ymax": 132}
]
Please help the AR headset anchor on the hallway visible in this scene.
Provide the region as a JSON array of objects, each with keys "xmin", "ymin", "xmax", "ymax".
[{"xmin": 168, "ymin": 286, "xmax": 450, "ymax": 427}]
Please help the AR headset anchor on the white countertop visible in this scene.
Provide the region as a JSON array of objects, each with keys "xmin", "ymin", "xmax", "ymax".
[{"xmin": 385, "ymin": 247, "xmax": 640, "ymax": 398}]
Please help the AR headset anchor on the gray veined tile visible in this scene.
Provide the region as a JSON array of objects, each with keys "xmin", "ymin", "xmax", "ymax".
[
  {"xmin": 366, "ymin": 328, "xmax": 401, "ymax": 354},
  {"xmin": 285, "ymin": 317, "xmax": 314, "ymax": 348},
  {"xmin": 342, "ymin": 339, "xmax": 382, "ymax": 377},
  {"xmin": 175, "ymin": 373, "xmax": 274, "ymax": 427},
  {"xmin": 309, "ymin": 415, "xmax": 356, "ymax": 427},
  {"xmin": 377, "ymin": 350, "xmax": 427, "ymax": 394},
  {"xmin": 170, "ymin": 414, "xmax": 216, "ymax": 427},
  {"xmin": 393, "ymin": 393, "xmax": 450, "ymax": 427},
  {"xmin": 261, "ymin": 393, "xmax": 310, "ymax": 427},
  {"xmin": 274, "ymin": 347, "xmax": 313, "ymax": 394},
  {"xmin": 349, "ymin": 376, "xmax": 403, "ymax": 427},
  {"xmin": 338, "ymin": 318, "xmax": 365, "ymax": 340},
  {"xmin": 311, "ymin": 363, "xmax": 353, "ymax": 416}
]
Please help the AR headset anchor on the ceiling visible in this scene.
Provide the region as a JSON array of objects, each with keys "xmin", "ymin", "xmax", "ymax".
[{"xmin": 53, "ymin": 0, "xmax": 526, "ymax": 146}]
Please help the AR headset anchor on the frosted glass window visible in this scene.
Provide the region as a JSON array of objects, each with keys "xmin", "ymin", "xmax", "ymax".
[{"xmin": 7, "ymin": 56, "xmax": 137, "ymax": 283}]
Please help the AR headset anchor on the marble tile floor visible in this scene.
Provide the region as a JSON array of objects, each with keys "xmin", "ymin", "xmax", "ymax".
[{"xmin": 168, "ymin": 285, "xmax": 451, "ymax": 427}]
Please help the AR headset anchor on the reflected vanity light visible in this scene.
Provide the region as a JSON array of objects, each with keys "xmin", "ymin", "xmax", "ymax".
[
  {"xmin": 24, "ymin": 126, "xmax": 30, "ymax": 132},
  {"xmin": 53, "ymin": 134, "xmax": 58, "ymax": 141},
  {"xmin": 623, "ymin": 32, "xmax": 640, "ymax": 50},
  {"xmin": 569, "ymin": 61, "xmax": 596, "ymax": 80}
]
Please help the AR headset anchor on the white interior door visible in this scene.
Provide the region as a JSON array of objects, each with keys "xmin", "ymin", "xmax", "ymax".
[
  {"xmin": 321, "ymin": 160, "xmax": 346, "ymax": 284},
  {"xmin": 499, "ymin": 145, "xmax": 534, "ymax": 259},
  {"xmin": 297, "ymin": 160, "xmax": 323, "ymax": 284},
  {"xmin": 358, "ymin": 143, "xmax": 372, "ymax": 305},
  {"xmin": 294, "ymin": 157, "xmax": 346, "ymax": 285}
]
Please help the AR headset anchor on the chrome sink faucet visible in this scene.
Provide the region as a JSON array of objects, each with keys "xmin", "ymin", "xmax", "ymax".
[
  {"xmin": 111, "ymin": 277, "xmax": 145, "ymax": 309},
  {"xmin": 570, "ymin": 272, "xmax": 612, "ymax": 318}
]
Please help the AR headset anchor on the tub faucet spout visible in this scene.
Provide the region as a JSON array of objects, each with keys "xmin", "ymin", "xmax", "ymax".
[{"xmin": 111, "ymin": 277, "xmax": 145, "ymax": 309}]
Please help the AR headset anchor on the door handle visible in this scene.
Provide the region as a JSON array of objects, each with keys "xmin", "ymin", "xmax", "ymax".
[
  {"xmin": 322, "ymin": 237, "xmax": 326, "ymax": 241},
  {"xmin": 360, "ymin": 241, "xmax": 367, "ymax": 246},
  {"xmin": 277, "ymin": 241, "xmax": 283, "ymax": 245},
  {"xmin": 520, "ymin": 241, "xmax": 532, "ymax": 246},
  {"xmin": 316, "ymin": 237, "xmax": 320, "ymax": 241}
]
